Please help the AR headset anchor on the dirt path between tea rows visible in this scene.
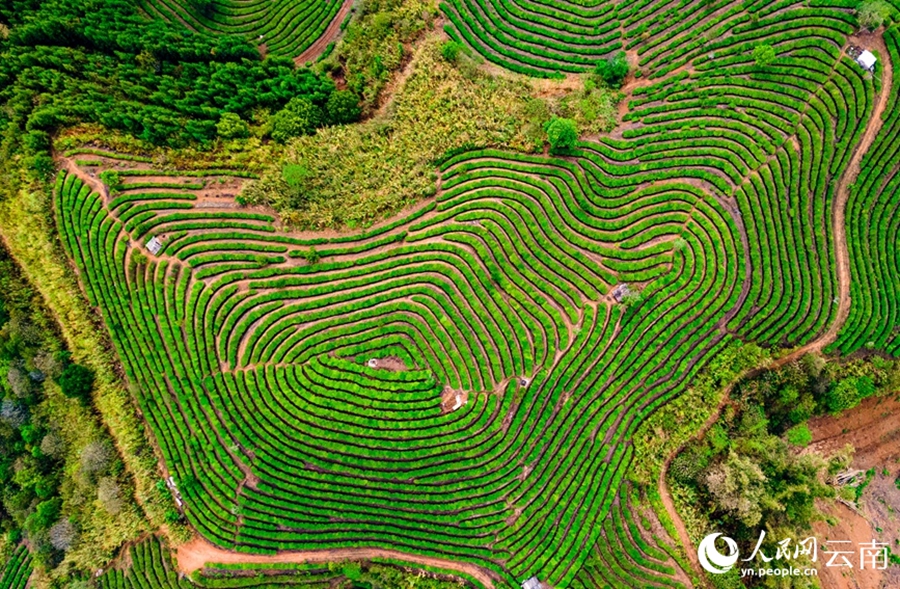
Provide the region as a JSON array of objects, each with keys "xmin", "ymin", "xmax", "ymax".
[
  {"xmin": 175, "ymin": 536, "xmax": 497, "ymax": 588},
  {"xmin": 294, "ymin": 0, "xmax": 355, "ymax": 65}
]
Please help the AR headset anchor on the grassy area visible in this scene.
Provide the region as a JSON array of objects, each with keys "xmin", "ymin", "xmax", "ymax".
[
  {"xmin": 241, "ymin": 34, "xmax": 537, "ymax": 229},
  {"xmin": 242, "ymin": 33, "xmax": 619, "ymax": 230}
]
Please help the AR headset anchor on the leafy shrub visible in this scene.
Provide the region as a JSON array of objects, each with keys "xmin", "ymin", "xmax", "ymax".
[
  {"xmin": 216, "ymin": 113, "xmax": 249, "ymax": 139},
  {"xmin": 299, "ymin": 247, "xmax": 320, "ymax": 265},
  {"xmin": 441, "ymin": 40, "xmax": 463, "ymax": 62},
  {"xmin": 282, "ymin": 164, "xmax": 308, "ymax": 188},
  {"xmin": 786, "ymin": 423, "xmax": 812, "ymax": 447},
  {"xmin": 342, "ymin": 562, "xmax": 362, "ymax": 581},
  {"xmin": 594, "ymin": 51, "xmax": 629, "ymax": 88},
  {"xmin": 753, "ymin": 44, "xmax": 776, "ymax": 67},
  {"xmin": 99, "ymin": 170, "xmax": 122, "ymax": 191},
  {"xmin": 56, "ymin": 363, "xmax": 94, "ymax": 404},
  {"xmin": 544, "ymin": 117, "xmax": 578, "ymax": 153},
  {"xmin": 620, "ymin": 289, "xmax": 644, "ymax": 307}
]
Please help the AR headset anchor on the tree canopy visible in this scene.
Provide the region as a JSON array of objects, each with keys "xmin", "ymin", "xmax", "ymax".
[
  {"xmin": 856, "ymin": 0, "xmax": 893, "ymax": 30},
  {"xmin": 594, "ymin": 51, "xmax": 629, "ymax": 88},
  {"xmin": 753, "ymin": 44, "xmax": 776, "ymax": 67},
  {"xmin": 544, "ymin": 117, "xmax": 578, "ymax": 153},
  {"xmin": 0, "ymin": 0, "xmax": 339, "ymax": 147}
]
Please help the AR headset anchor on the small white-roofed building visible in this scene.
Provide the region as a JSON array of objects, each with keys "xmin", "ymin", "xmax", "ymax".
[
  {"xmin": 856, "ymin": 50, "xmax": 877, "ymax": 71},
  {"xmin": 522, "ymin": 577, "xmax": 542, "ymax": 589},
  {"xmin": 147, "ymin": 236, "xmax": 163, "ymax": 255}
]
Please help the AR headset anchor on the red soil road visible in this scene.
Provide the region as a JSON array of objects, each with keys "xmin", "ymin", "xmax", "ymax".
[
  {"xmin": 294, "ymin": 0, "xmax": 355, "ymax": 65},
  {"xmin": 174, "ymin": 536, "xmax": 498, "ymax": 588},
  {"xmin": 657, "ymin": 29, "xmax": 894, "ymax": 586}
]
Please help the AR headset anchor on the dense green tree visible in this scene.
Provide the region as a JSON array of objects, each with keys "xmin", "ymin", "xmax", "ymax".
[
  {"xmin": 325, "ymin": 90, "xmax": 362, "ymax": 125},
  {"xmin": 270, "ymin": 98, "xmax": 324, "ymax": 143},
  {"xmin": 25, "ymin": 498, "xmax": 61, "ymax": 534},
  {"xmin": 56, "ymin": 363, "xmax": 93, "ymax": 404},
  {"xmin": 594, "ymin": 51, "xmax": 629, "ymax": 88},
  {"xmin": 753, "ymin": 44, "xmax": 776, "ymax": 67},
  {"xmin": 822, "ymin": 376, "xmax": 874, "ymax": 414},
  {"xmin": 544, "ymin": 117, "xmax": 578, "ymax": 153}
]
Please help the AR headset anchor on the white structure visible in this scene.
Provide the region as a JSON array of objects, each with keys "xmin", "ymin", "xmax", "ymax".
[
  {"xmin": 451, "ymin": 394, "xmax": 463, "ymax": 411},
  {"xmin": 856, "ymin": 50, "xmax": 877, "ymax": 72},
  {"xmin": 522, "ymin": 577, "xmax": 542, "ymax": 589},
  {"xmin": 147, "ymin": 236, "xmax": 163, "ymax": 255},
  {"xmin": 611, "ymin": 283, "xmax": 632, "ymax": 303}
]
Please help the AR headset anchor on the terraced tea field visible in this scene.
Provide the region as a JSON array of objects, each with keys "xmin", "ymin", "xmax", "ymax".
[
  {"xmin": 46, "ymin": 0, "xmax": 900, "ymax": 587},
  {"xmin": 138, "ymin": 0, "xmax": 352, "ymax": 61},
  {"xmin": 0, "ymin": 546, "xmax": 31, "ymax": 589}
]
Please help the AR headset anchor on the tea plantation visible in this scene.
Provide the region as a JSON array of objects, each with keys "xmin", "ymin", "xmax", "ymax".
[
  {"xmin": 13, "ymin": 0, "xmax": 899, "ymax": 587},
  {"xmin": 0, "ymin": 546, "xmax": 30, "ymax": 589},
  {"xmin": 138, "ymin": 0, "xmax": 349, "ymax": 59}
]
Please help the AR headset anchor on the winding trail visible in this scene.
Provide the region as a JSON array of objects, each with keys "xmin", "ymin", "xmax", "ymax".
[
  {"xmin": 656, "ymin": 30, "xmax": 894, "ymax": 586},
  {"xmin": 175, "ymin": 537, "xmax": 497, "ymax": 588},
  {"xmin": 294, "ymin": 0, "xmax": 356, "ymax": 65}
]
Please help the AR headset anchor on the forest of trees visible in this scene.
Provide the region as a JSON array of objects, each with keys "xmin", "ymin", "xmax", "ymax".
[
  {"xmin": 0, "ymin": 244, "xmax": 138, "ymax": 571},
  {"xmin": 670, "ymin": 355, "xmax": 900, "ymax": 587},
  {"xmin": 0, "ymin": 0, "xmax": 356, "ymax": 164}
]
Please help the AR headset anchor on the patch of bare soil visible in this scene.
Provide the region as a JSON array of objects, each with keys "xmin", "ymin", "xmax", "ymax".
[
  {"xmin": 860, "ymin": 471, "xmax": 900, "ymax": 588},
  {"xmin": 813, "ymin": 500, "xmax": 883, "ymax": 589},
  {"xmin": 806, "ymin": 394, "xmax": 900, "ymax": 588},
  {"xmin": 805, "ymin": 394, "xmax": 900, "ymax": 469},
  {"xmin": 174, "ymin": 536, "xmax": 498, "ymax": 589},
  {"xmin": 440, "ymin": 386, "xmax": 468, "ymax": 413},
  {"xmin": 365, "ymin": 356, "xmax": 408, "ymax": 372},
  {"xmin": 531, "ymin": 73, "xmax": 584, "ymax": 99}
]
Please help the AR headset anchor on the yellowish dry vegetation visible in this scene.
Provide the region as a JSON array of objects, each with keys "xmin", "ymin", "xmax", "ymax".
[{"xmin": 241, "ymin": 34, "xmax": 543, "ymax": 230}]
